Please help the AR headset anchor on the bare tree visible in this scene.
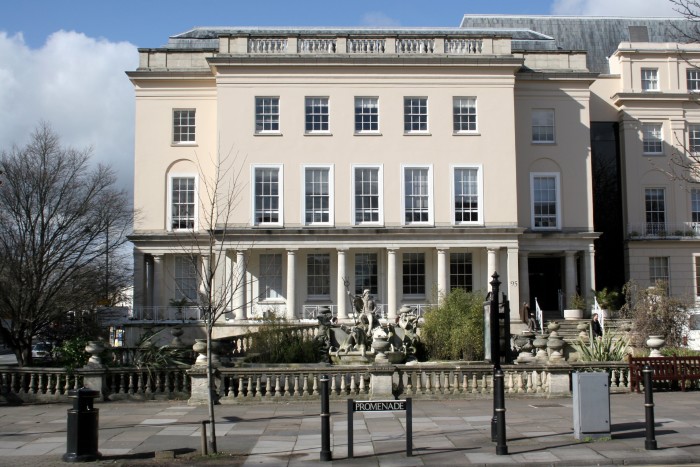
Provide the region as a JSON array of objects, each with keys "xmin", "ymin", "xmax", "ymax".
[
  {"xmin": 172, "ymin": 149, "xmax": 246, "ymax": 454},
  {"xmin": 0, "ymin": 123, "xmax": 132, "ymax": 366},
  {"xmin": 671, "ymin": 1, "xmax": 700, "ymax": 42}
]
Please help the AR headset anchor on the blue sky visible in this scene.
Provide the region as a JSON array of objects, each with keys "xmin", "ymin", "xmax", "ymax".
[{"xmin": 0, "ymin": 0, "xmax": 682, "ymax": 194}]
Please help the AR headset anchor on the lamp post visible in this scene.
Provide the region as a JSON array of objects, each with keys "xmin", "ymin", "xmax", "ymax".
[{"xmin": 489, "ymin": 272, "xmax": 508, "ymax": 455}]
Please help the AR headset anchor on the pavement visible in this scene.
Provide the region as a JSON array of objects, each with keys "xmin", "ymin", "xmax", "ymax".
[{"xmin": 0, "ymin": 391, "xmax": 699, "ymax": 466}]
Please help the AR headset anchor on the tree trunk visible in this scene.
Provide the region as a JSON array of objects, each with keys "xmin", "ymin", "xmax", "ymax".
[{"xmin": 206, "ymin": 324, "xmax": 218, "ymax": 453}]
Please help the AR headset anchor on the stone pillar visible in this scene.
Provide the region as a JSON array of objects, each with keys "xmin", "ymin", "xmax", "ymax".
[
  {"xmin": 223, "ymin": 251, "xmax": 233, "ymax": 319},
  {"xmin": 286, "ymin": 249, "xmax": 297, "ymax": 320},
  {"xmin": 487, "ymin": 247, "xmax": 499, "ymax": 279},
  {"xmin": 152, "ymin": 255, "xmax": 164, "ymax": 308},
  {"xmin": 200, "ymin": 254, "xmax": 211, "ymax": 298},
  {"xmin": 369, "ymin": 365, "xmax": 395, "ymax": 399},
  {"xmin": 565, "ymin": 251, "xmax": 578, "ymax": 307},
  {"xmin": 506, "ymin": 247, "xmax": 520, "ymax": 321},
  {"xmin": 387, "ymin": 249, "xmax": 397, "ymax": 320},
  {"xmin": 336, "ymin": 249, "xmax": 348, "ymax": 320},
  {"xmin": 133, "ymin": 250, "xmax": 145, "ymax": 308},
  {"xmin": 145, "ymin": 255, "xmax": 153, "ymax": 308},
  {"xmin": 234, "ymin": 250, "xmax": 247, "ymax": 320},
  {"xmin": 436, "ymin": 248, "xmax": 448, "ymax": 304},
  {"xmin": 584, "ymin": 244, "xmax": 596, "ymax": 311},
  {"xmin": 518, "ymin": 251, "xmax": 530, "ymax": 308}
]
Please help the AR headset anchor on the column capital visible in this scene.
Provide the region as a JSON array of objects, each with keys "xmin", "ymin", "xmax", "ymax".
[
  {"xmin": 386, "ymin": 248, "xmax": 398, "ymax": 254},
  {"xmin": 286, "ymin": 248, "xmax": 298, "ymax": 254},
  {"xmin": 336, "ymin": 248, "xmax": 348, "ymax": 253},
  {"xmin": 152, "ymin": 254, "xmax": 164, "ymax": 262},
  {"xmin": 565, "ymin": 250, "xmax": 577, "ymax": 257},
  {"xmin": 518, "ymin": 250, "xmax": 529, "ymax": 258},
  {"xmin": 436, "ymin": 247, "xmax": 449, "ymax": 253},
  {"xmin": 487, "ymin": 247, "xmax": 500, "ymax": 252}
]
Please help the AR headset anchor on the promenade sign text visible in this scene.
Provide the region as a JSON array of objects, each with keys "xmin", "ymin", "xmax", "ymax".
[
  {"xmin": 353, "ymin": 400, "xmax": 407, "ymax": 412},
  {"xmin": 347, "ymin": 398, "xmax": 412, "ymax": 458}
]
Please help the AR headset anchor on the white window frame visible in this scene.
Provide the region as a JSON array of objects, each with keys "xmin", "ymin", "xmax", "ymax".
[
  {"xmin": 645, "ymin": 187, "xmax": 666, "ymax": 235},
  {"xmin": 692, "ymin": 189, "xmax": 700, "ymax": 223},
  {"xmin": 688, "ymin": 68, "xmax": 700, "ymax": 92},
  {"xmin": 251, "ymin": 164, "xmax": 284, "ymax": 227},
  {"xmin": 531, "ymin": 109, "xmax": 555, "ymax": 143},
  {"xmin": 530, "ymin": 172, "xmax": 561, "ymax": 230},
  {"xmin": 174, "ymin": 255, "xmax": 199, "ymax": 302},
  {"xmin": 402, "ymin": 252, "xmax": 426, "ymax": 298},
  {"xmin": 167, "ymin": 174, "xmax": 198, "ymax": 231},
  {"xmin": 449, "ymin": 252, "xmax": 473, "ymax": 292},
  {"xmin": 255, "ymin": 96, "xmax": 280, "ymax": 134},
  {"xmin": 301, "ymin": 165, "xmax": 334, "ymax": 226},
  {"xmin": 172, "ymin": 109, "xmax": 196, "ymax": 144},
  {"xmin": 352, "ymin": 165, "xmax": 384, "ymax": 226},
  {"xmin": 642, "ymin": 123, "xmax": 663, "ymax": 154},
  {"xmin": 451, "ymin": 165, "xmax": 483, "ymax": 226},
  {"xmin": 453, "ymin": 97, "xmax": 478, "ymax": 134},
  {"xmin": 695, "ymin": 255, "xmax": 700, "ymax": 297},
  {"xmin": 307, "ymin": 253, "xmax": 331, "ymax": 300},
  {"xmin": 258, "ymin": 253, "xmax": 283, "ymax": 301},
  {"xmin": 354, "ymin": 97, "xmax": 379, "ymax": 134},
  {"xmin": 403, "ymin": 97, "xmax": 429, "ymax": 134},
  {"xmin": 642, "ymin": 68, "xmax": 659, "ymax": 92},
  {"xmin": 401, "ymin": 165, "xmax": 434, "ymax": 226},
  {"xmin": 649, "ymin": 256, "xmax": 669, "ymax": 285},
  {"xmin": 689, "ymin": 124, "xmax": 700, "ymax": 154},
  {"xmin": 305, "ymin": 97, "xmax": 330, "ymax": 134}
]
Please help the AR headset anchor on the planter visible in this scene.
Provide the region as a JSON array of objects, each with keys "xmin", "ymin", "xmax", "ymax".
[
  {"xmin": 563, "ymin": 309, "xmax": 583, "ymax": 320},
  {"xmin": 646, "ymin": 335, "xmax": 665, "ymax": 358}
]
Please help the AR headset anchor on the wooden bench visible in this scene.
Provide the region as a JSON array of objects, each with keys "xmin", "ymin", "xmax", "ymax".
[{"xmin": 629, "ymin": 356, "xmax": 700, "ymax": 392}]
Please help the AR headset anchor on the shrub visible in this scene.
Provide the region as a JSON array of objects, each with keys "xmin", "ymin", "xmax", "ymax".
[
  {"xmin": 248, "ymin": 315, "xmax": 319, "ymax": 363},
  {"xmin": 421, "ymin": 288, "xmax": 484, "ymax": 361},
  {"xmin": 574, "ymin": 332, "xmax": 629, "ymax": 362},
  {"xmin": 661, "ymin": 346, "xmax": 700, "ymax": 357},
  {"xmin": 619, "ymin": 280, "xmax": 691, "ymax": 348}
]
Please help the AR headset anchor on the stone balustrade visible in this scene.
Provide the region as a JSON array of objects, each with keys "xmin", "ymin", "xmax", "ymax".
[{"xmin": 0, "ymin": 360, "xmax": 632, "ymax": 405}]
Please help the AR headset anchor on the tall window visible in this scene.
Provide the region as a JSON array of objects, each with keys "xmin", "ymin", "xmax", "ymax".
[
  {"xmin": 692, "ymin": 189, "xmax": 700, "ymax": 223},
  {"xmin": 531, "ymin": 173, "xmax": 560, "ymax": 229},
  {"xmin": 170, "ymin": 176, "xmax": 196, "ymax": 230},
  {"xmin": 307, "ymin": 253, "xmax": 330, "ymax": 298},
  {"xmin": 254, "ymin": 166, "xmax": 282, "ymax": 225},
  {"xmin": 304, "ymin": 167, "xmax": 331, "ymax": 225},
  {"xmin": 645, "ymin": 188, "xmax": 666, "ymax": 235},
  {"xmin": 531, "ymin": 109, "xmax": 554, "ymax": 143},
  {"xmin": 649, "ymin": 257, "xmax": 669, "ymax": 285},
  {"xmin": 450, "ymin": 252, "xmax": 473, "ymax": 292},
  {"xmin": 174, "ymin": 256, "xmax": 198, "ymax": 301},
  {"xmin": 642, "ymin": 68, "xmax": 659, "ymax": 91},
  {"xmin": 690, "ymin": 124, "xmax": 700, "ymax": 153},
  {"xmin": 173, "ymin": 109, "xmax": 196, "ymax": 143},
  {"xmin": 259, "ymin": 254, "xmax": 282, "ymax": 300},
  {"xmin": 402, "ymin": 252, "xmax": 425, "ymax": 296},
  {"xmin": 453, "ymin": 167, "xmax": 481, "ymax": 224},
  {"xmin": 404, "ymin": 97, "xmax": 428, "ymax": 133},
  {"xmin": 355, "ymin": 97, "xmax": 379, "ymax": 133},
  {"xmin": 695, "ymin": 257, "xmax": 700, "ymax": 296},
  {"xmin": 453, "ymin": 97, "xmax": 477, "ymax": 133},
  {"xmin": 403, "ymin": 166, "xmax": 432, "ymax": 224},
  {"xmin": 305, "ymin": 97, "xmax": 329, "ymax": 133},
  {"xmin": 353, "ymin": 166, "xmax": 381, "ymax": 225},
  {"xmin": 688, "ymin": 69, "xmax": 700, "ymax": 92},
  {"xmin": 255, "ymin": 97, "xmax": 280, "ymax": 133},
  {"xmin": 642, "ymin": 124, "xmax": 663, "ymax": 154},
  {"xmin": 355, "ymin": 253, "xmax": 378, "ymax": 295}
]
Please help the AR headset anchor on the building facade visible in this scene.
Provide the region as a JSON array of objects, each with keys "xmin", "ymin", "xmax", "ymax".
[{"xmin": 127, "ymin": 26, "xmax": 601, "ymax": 326}]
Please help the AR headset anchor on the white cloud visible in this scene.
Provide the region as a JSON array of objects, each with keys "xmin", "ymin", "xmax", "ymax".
[
  {"xmin": 361, "ymin": 12, "xmax": 401, "ymax": 27},
  {"xmin": 551, "ymin": 0, "xmax": 682, "ymax": 16},
  {"xmin": 0, "ymin": 31, "xmax": 138, "ymax": 195}
]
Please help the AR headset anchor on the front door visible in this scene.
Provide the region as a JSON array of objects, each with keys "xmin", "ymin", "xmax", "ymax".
[{"xmin": 528, "ymin": 257, "xmax": 562, "ymax": 315}]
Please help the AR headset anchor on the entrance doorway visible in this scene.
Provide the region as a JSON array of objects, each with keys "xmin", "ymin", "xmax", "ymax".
[{"xmin": 528, "ymin": 257, "xmax": 562, "ymax": 315}]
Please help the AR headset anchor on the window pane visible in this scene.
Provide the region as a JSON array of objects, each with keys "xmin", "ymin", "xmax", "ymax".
[
  {"xmin": 255, "ymin": 168, "xmax": 280, "ymax": 224},
  {"xmin": 173, "ymin": 109, "xmax": 195, "ymax": 142},
  {"xmin": 643, "ymin": 124, "xmax": 663, "ymax": 154},
  {"xmin": 171, "ymin": 177, "xmax": 196, "ymax": 229},
  {"xmin": 305, "ymin": 97, "xmax": 329, "ymax": 132},
  {"xmin": 454, "ymin": 168, "xmax": 479, "ymax": 223},
  {"xmin": 354, "ymin": 253, "xmax": 378, "ymax": 295},
  {"xmin": 354, "ymin": 167, "xmax": 380, "ymax": 223},
  {"xmin": 174, "ymin": 256, "xmax": 198, "ymax": 301},
  {"xmin": 450, "ymin": 252, "xmax": 473, "ymax": 292},
  {"xmin": 305, "ymin": 168, "xmax": 330, "ymax": 224},
  {"xmin": 404, "ymin": 98, "xmax": 428, "ymax": 132},
  {"xmin": 532, "ymin": 176, "xmax": 558, "ymax": 228},
  {"xmin": 642, "ymin": 68, "xmax": 659, "ymax": 91},
  {"xmin": 255, "ymin": 97, "xmax": 280, "ymax": 133},
  {"xmin": 645, "ymin": 188, "xmax": 666, "ymax": 235},
  {"xmin": 259, "ymin": 254, "xmax": 282, "ymax": 299},
  {"xmin": 649, "ymin": 256, "xmax": 669, "ymax": 284},
  {"xmin": 355, "ymin": 97, "xmax": 379, "ymax": 132},
  {"xmin": 402, "ymin": 252, "xmax": 425, "ymax": 295},
  {"xmin": 453, "ymin": 97, "xmax": 477, "ymax": 132},
  {"xmin": 531, "ymin": 109, "xmax": 554, "ymax": 142},
  {"xmin": 307, "ymin": 254, "xmax": 330, "ymax": 297},
  {"xmin": 688, "ymin": 69, "xmax": 700, "ymax": 92}
]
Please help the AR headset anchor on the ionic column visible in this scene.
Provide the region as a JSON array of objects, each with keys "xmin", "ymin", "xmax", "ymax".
[
  {"xmin": 387, "ymin": 249, "xmax": 397, "ymax": 320},
  {"xmin": 200, "ymin": 254, "xmax": 211, "ymax": 297},
  {"xmin": 518, "ymin": 251, "xmax": 530, "ymax": 310},
  {"xmin": 436, "ymin": 248, "xmax": 448, "ymax": 303},
  {"xmin": 234, "ymin": 250, "xmax": 247, "ymax": 320},
  {"xmin": 507, "ymin": 247, "xmax": 520, "ymax": 321},
  {"xmin": 223, "ymin": 251, "xmax": 233, "ymax": 318},
  {"xmin": 487, "ymin": 247, "xmax": 499, "ymax": 279},
  {"xmin": 286, "ymin": 249, "xmax": 297, "ymax": 320},
  {"xmin": 152, "ymin": 254, "xmax": 164, "ymax": 308},
  {"xmin": 133, "ymin": 250, "xmax": 145, "ymax": 308},
  {"xmin": 584, "ymin": 244, "xmax": 596, "ymax": 309},
  {"xmin": 336, "ymin": 249, "xmax": 348, "ymax": 320},
  {"xmin": 564, "ymin": 251, "xmax": 578, "ymax": 306}
]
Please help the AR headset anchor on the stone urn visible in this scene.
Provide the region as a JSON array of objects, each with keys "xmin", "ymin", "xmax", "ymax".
[
  {"xmin": 85, "ymin": 340, "xmax": 105, "ymax": 366},
  {"xmin": 372, "ymin": 337, "xmax": 391, "ymax": 363},
  {"xmin": 563, "ymin": 309, "xmax": 584, "ymax": 320},
  {"xmin": 514, "ymin": 330, "xmax": 536, "ymax": 364},
  {"xmin": 546, "ymin": 322, "xmax": 565, "ymax": 363},
  {"xmin": 577, "ymin": 322, "xmax": 589, "ymax": 340},
  {"xmin": 547, "ymin": 321, "xmax": 561, "ymax": 333},
  {"xmin": 533, "ymin": 334, "xmax": 548, "ymax": 360},
  {"xmin": 192, "ymin": 339, "xmax": 207, "ymax": 365},
  {"xmin": 170, "ymin": 326, "xmax": 185, "ymax": 348},
  {"xmin": 647, "ymin": 335, "xmax": 665, "ymax": 358}
]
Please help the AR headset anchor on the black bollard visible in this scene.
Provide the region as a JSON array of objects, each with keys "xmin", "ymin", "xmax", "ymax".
[
  {"xmin": 320, "ymin": 374, "xmax": 332, "ymax": 461},
  {"xmin": 491, "ymin": 366, "xmax": 498, "ymax": 442},
  {"xmin": 643, "ymin": 365, "xmax": 657, "ymax": 450},
  {"xmin": 494, "ymin": 369, "xmax": 508, "ymax": 455},
  {"xmin": 63, "ymin": 388, "xmax": 101, "ymax": 462}
]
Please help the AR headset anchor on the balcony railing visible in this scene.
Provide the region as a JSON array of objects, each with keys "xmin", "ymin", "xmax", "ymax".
[
  {"xmin": 628, "ymin": 222, "xmax": 700, "ymax": 239},
  {"xmin": 248, "ymin": 38, "xmax": 287, "ymax": 53},
  {"xmin": 129, "ymin": 306, "xmax": 203, "ymax": 322},
  {"xmin": 347, "ymin": 38, "xmax": 385, "ymax": 53}
]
